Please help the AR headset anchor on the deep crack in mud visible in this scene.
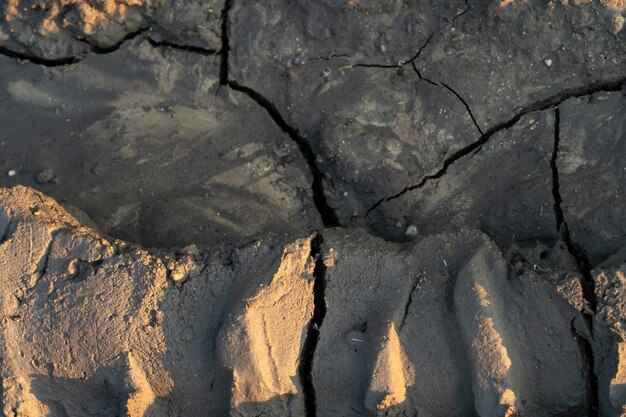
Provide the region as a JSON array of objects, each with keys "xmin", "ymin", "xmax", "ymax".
[
  {"xmin": 552, "ymin": 107, "xmax": 599, "ymax": 417},
  {"xmin": 147, "ymin": 38, "xmax": 218, "ymax": 56},
  {"xmin": 220, "ymin": 0, "xmax": 338, "ymax": 227},
  {"xmin": 219, "ymin": 0, "xmax": 233, "ymax": 86},
  {"xmin": 298, "ymin": 233, "xmax": 327, "ymax": 417},
  {"xmin": 227, "ymin": 81, "xmax": 340, "ymax": 228}
]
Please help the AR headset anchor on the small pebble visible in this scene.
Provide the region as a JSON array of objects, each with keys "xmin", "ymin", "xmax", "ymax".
[
  {"xmin": 405, "ymin": 224, "xmax": 418, "ymax": 238},
  {"xmin": 7, "ymin": 169, "xmax": 16, "ymax": 177},
  {"xmin": 544, "ymin": 59, "xmax": 552, "ymax": 67}
]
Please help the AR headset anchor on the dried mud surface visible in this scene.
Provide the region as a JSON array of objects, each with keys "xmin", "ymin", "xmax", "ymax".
[{"xmin": 0, "ymin": 0, "xmax": 625, "ymax": 416}]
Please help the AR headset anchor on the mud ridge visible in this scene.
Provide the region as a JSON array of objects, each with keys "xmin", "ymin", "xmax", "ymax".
[
  {"xmin": 298, "ymin": 233, "xmax": 327, "ymax": 417},
  {"xmin": 227, "ymin": 81, "xmax": 340, "ymax": 227},
  {"xmin": 551, "ymin": 107, "xmax": 599, "ymax": 416},
  {"xmin": 366, "ymin": 76, "xmax": 626, "ymax": 215}
]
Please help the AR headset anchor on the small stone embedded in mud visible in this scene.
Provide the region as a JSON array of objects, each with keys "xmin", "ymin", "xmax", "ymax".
[
  {"xmin": 405, "ymin": 224, "xmax": 418, "ymax": 238},
  {"xmin": 7, "ymin": 169, "xmax": 16, "ymax": 177},
  {"xmin": 614, "ymin": 15, "xmax": 624, "ymax": 33},
  {"xmin": 179, "ymin": 244, "xmax": 200, "ymax": 259},
  {"xmin": 36, "ymin": 168, "xmax": 56, "ymax": 184},
  {"xmin": 91, "ymin": 161, "xmax": 107, "ymax": 176},
  {"xmin": 166, "ymin": 255, "xmax": 199, "ymax": 282}
]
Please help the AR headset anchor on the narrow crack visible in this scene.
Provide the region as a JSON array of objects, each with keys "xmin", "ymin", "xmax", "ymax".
[
  {"xmin": 227, "ymin": 81, "xmax": 339, "ymax": 227},
  {"xmin": 351, "ymin": 62, "xmax": 401, "ymax": 69},
  {"xmin": 219, "ymin": 0, "xmax": 338, "ymax": 227},
  {"xmin": 0, "ymin": 45, "xmax": 81, "ymax": 66},
  {"xmin": 571, "ymin": 318, "xmax": 599, "ymax": 417},
  {"xmin": 552, "ymin": 108, "xmax": 598, "ymax": 416},
  {"xmin": 440, "ymin": 82, "xmax": 484, "ymax": 135},
  {"xmin": 550, "ymin": 107, "xmax": 597, "ymax": 313},
  {"xmin": 310, "ymin": 54, "xmax": 351, "ymax": 62},
  {"xmin": 0, "ymin": 27, "xmax": 149, "ymax": 66},
  {"xmin": 298, "ymin": 233, "xmax": 328, "ymax": 417},
  {"xmin": 452, "ymin": 0, "xmax": 470, "ymax": 27},
  {"xmin": 351, "ymin": 32, "xmax": 433, "ymax": 69},
  {"xmin": 399, "ymin": 31, "xmax": 435, "ymax": 65},
  {"xmin": 35, "ymin": 237, "xmax": 54, "ymax": 284},
  {"xmin": 2, "ymin": 0, "xmax": 339, "ymax": 228},
  {"xmin": 88, "ymin": 27, "xmax": 150, "ymax": 54},
  {"xmin": 366, "ymin": 76, "xmax": 626, "ymax": 215},
  {"xmin": 409, "ymin": 62, "xmax": 483, "ymax": 135},
  {"xmin": 146, "ymin": 38, "xmax": 218, "ymax": 55},
  {"xmin": 398, "ymin": 274, "xmax": 421, "ymax": 331},
  {"xmin": 219, "ymin": 0, "xmax": 233, "ymax": 85},
  {"xmin": 411, "ymin": 61, "xmax": 440, "ymax": 87}
]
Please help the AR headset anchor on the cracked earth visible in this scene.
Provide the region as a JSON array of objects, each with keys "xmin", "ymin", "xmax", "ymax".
[{"xmin": 0, "ymin": 0, "xmax": 625, "ymax": 416}]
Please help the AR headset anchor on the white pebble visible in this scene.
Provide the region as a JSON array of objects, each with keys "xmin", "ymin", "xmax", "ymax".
[
  {"xmin": 405, "ymin": 224, "xmax": 418, "ymax": 238},
  {"xmin": 544, "ymin": 59, "xmax": 553, "ymax": 67},
  {"xmin": 7, "ymin": 169, "xmax": 16, "ymax": 177}
]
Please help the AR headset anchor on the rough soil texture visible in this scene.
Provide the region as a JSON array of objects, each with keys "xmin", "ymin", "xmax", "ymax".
[
  {"xmin": 0, "ymin": 0, "xmax": 625, "ymax": 416},
  {"xmin": 0, "ymin": 186, "xmax": 315, "ymax": 416}
]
